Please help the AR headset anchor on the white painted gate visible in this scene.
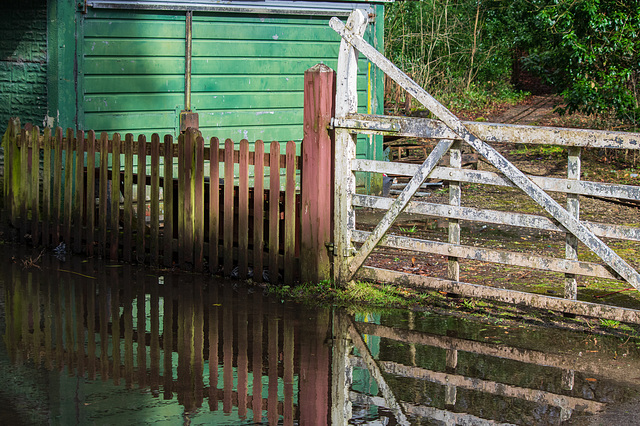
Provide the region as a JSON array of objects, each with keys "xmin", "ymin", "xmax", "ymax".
[{"xmin": 330, "ymin": 10, "xmax": 640, "ymax": 324}]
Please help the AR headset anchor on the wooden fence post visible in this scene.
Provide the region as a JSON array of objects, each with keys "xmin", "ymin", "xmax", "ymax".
[{"xmin": 301, "ymin": 64, "xmax": 336, "ymax": 283}]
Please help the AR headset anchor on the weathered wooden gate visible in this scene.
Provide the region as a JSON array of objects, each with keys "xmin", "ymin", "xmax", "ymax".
[{"xmin": 330, "ymin": 11, "xmax": 640, "ymax": 323}]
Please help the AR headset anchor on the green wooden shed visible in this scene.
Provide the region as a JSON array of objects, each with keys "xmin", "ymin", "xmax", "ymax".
[{"xmin": 55, "ymin": 1, "xmax": 386, "ymax": 169}]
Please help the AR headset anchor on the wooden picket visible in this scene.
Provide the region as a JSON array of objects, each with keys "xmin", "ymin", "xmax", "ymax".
[{"xmin": 2, "ymin": 119, "xmax": 310, "ymax": 284}]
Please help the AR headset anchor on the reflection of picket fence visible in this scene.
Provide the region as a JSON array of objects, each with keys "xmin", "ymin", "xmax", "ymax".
[
  {"xmin": 331, "ymin": 10, "xmax": 640, "ymax": 323},
  {"xmin": 3, "ymin": 261, "xmax": 332, "ymax": 422}
]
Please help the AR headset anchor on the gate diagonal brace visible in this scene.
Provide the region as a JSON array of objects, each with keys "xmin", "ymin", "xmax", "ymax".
[{"xmin": 330, "ymin": 13, "xmax": 640, "ymax": 290}]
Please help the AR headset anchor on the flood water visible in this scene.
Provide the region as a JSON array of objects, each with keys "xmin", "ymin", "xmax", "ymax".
[{"xmin": 1, "ymin": 245, "xmax": 640, "ymax": 425}]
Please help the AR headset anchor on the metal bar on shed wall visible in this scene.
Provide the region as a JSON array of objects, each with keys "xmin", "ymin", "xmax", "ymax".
[{"xmin": 185, "ymin": 10, "xmax": 192, "ymax": 111}]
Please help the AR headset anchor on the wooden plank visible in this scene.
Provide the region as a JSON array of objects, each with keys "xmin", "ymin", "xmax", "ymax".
[
  {"xmin": 253, "ymin": 140, "xmax": 265, "ymax": 283},
  {"xmin": 566, "ymin": 147, "xmax": 581, "ymax": 300},
  {"xmin": 448, "ymin": 140, "xmax": 461, "ymax": 281},
  {"xmin": 123, "ymin": 134, "xmax": 134, "ymax": 262},
  {"xmin": 64, "ymin": 128, "xmax": 74, "ymax": 248},
  {"xmin": 86, "ymin": 131, "xmax": 96, "ymax": 256},
  {"xmin": 353, "ymin": 194, "xmax": 640, "ymax": 243},
  {"xmin": 99, "ymin": 133, "xmax": 109, "ymax": 257},
  {"xmin": 110, "ymin": 133, "xmax": 121, "ymax": 261},
  {"xmin": 347, "ymin": 139, "xmax": 453, "ymax": 281},
  {"xmin": 351, "ymin": 230, "xmax": 619, "ymax": 280},
  {"xmin": 137, "ymin": 135, "xmax": 147, "ymax": 264},
  {"xmin": 20, "ymin": 127, "xmax": 29, "ymax": 242},
  {"xmin": 194, "ymin": 134, "xmax": 205, "ymax": 272},
  {"xmin": 163, "ymin": 135, "xmax": 174, "ymax": 267},
  {"xmin": 150, "ymin": 134, "xmax": 160, "ymax": 267},
  {"xmin": 177, "ymin": 133, "xmax": 185, "ymax": 268},
  {"xmin": 73, "ymin": 130, "xmax": 85, "ymax": 253},
  {"xmin": 356, "ymin": 266, "xmax": 640, "ymax": 324},
  {"xmin": 333, "ymin": 11, "xmax": 367, "ymax": 284},
  {"xmin": 269, "ymin": 141, "xmax": 280, "ymax": 285},
  {"xmin": 224, "ymin": 139, "xmax": 234, "ymax": 277},
  {"xmin": 335, "ymin": 112, "xmax": 640, "ymax": 151},
  {"xmin": 208, "ymin": 284, "xmax": 219, "ymax": 409},
  {"xmin": 42, "ymin": 127, "xmax": 51, "ymax": 247},
  {"xmin": 284, "ymin": 141, "xmax": 296, "ymax": 284},
  {"xmin": 330, "ymin": 16, "xmax": 640, "ymax": 289},
  {"xmin": 53, "ymin": 128, "xmax": 63, "ymax": 245},
  {"xmin": 184, "ymin": 130, "xmax": 195, "ymax": 269},
  {"xmin": 30, "ymin": 127, "xmax": 40, "ymax": 246},
  {"xmin": 301, "ymin": 64, "xmax": 335, "ymax": 283},
  {"xmin": 353, "ymin": 160, "xmax": 640, "ymax": 203},
  {"xmin": 209, "ymin": 137, "xmax": 220, "ymax": 273},
  {"xmin": 238, "ymin": 139, "xmax": 250, "ymax": 279}
]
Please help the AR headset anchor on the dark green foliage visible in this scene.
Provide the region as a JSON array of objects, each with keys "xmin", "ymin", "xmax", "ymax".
[
  {"xmin": 534, "ymin": 0, "xmax": 640, "ymax": 123},
  {"xmin": 386, "ymin": 0, "xmax": 640, "ymax": 125}
]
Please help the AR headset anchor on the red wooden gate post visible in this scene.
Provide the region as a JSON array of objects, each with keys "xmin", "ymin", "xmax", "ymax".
[{"xmin": 301, "ymin": 64, "xmax": 336, "ymax": 283}]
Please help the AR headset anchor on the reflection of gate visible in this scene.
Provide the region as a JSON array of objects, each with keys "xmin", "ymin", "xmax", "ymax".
[
  {"xmin": 331, "ymin": 311, "xmax": 638, "ymax": 425},
  {"xmin": 331, "ymin": 11, "xmax": 640, "ymax": 323}
]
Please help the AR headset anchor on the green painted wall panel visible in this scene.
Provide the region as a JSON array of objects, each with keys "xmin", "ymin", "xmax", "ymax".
[
  {"xmin": 85, "ymin": 19, "xmax": 341, "ymax": 42},
  {"xmin": 79, "ymin": 6, "xmax": 384, "ymax": 166},
  {"xmin": 85, "ymin": 39, "xmax": 340, "ymax": 58},
  {"xmin": 84, "ymin": 111, "xmax": 177, "ymax": 132},
  {"xmin": 84, "ymin": 57, "xmax": 370, "ymax": 76}
]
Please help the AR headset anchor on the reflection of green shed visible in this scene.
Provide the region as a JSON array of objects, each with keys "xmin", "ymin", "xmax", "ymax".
[{"xmin": 2, "ymin": 1, "xmax": 389, "ymax": 189}]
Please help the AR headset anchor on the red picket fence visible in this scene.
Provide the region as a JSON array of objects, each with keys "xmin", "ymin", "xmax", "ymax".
[
  {"xmin": 3, "ymin": 122, "xmax": 301, "ymax": 284},
  {"xmin": 1, "ymin": 66, "xmax": 335, "ymax": 284}
]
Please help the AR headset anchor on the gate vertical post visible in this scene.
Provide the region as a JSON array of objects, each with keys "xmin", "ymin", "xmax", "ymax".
[
  {"xmin": 301, "ymin": 64, "xmax": 336, "ymax": 283},
  {"xmin": 333, "ymin": 10, "xmax": 368, "ymax": 285},
  {"xmin": 448, "ymin": 140, "xmax": 461, "ymax": 281},
  {"xmin": 565, "ymin": 147, "xmax": 581, "ymax": 300}
]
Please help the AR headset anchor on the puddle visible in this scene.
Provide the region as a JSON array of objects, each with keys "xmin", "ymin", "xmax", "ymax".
[{"xmin": 1, "ymin": 245, "xmax": 639, "ymax": 425}]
